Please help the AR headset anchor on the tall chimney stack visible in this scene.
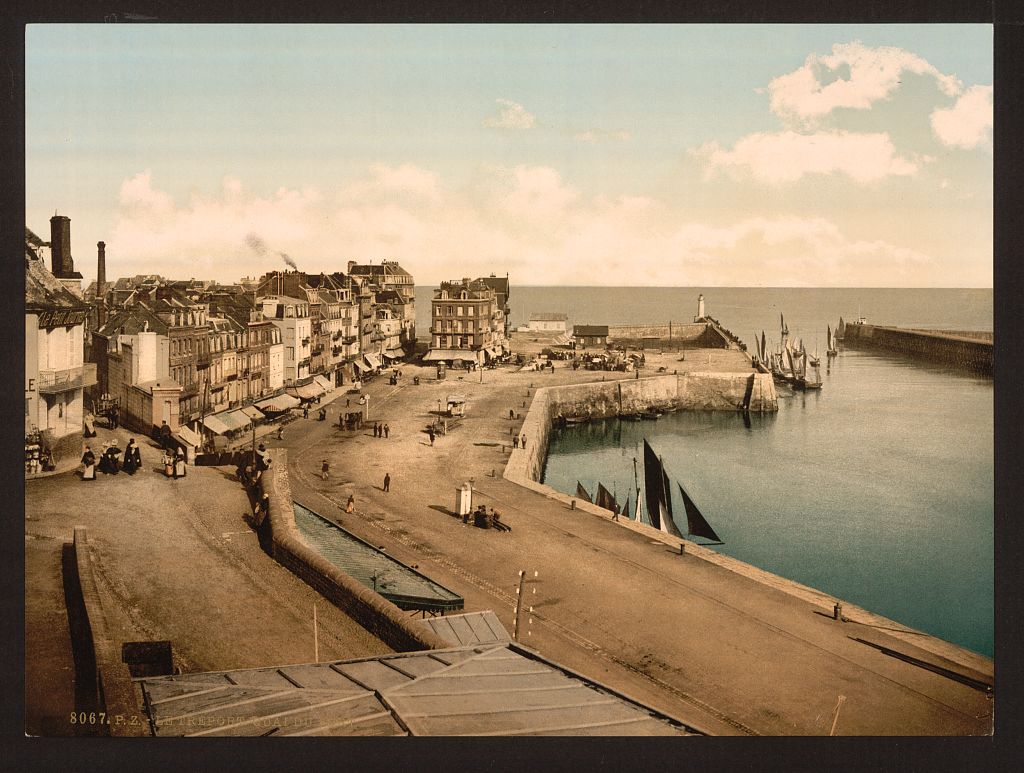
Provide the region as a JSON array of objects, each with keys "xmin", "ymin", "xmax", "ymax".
[
  {"xmin": 50, "ymin": 215, "xmax": 72, "ymax": 277},
  {"xmin": 97, "ymin": 241, "xmax": 107, "ymax": 294}
]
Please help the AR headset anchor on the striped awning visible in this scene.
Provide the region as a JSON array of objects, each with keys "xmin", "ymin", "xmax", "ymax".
[
  {"xmin": 238, "ymin": 405, "xmax": 264, "ymax": 421},
  {"xmin": 313, "ymin": 375, "xmax": 334, "ymax": 392},
  {"xmin": 287, "ymin": 381, "xmax": 326, "ymax": 400},
  {"xmin": 255, "ymin": 393, "xmax": 301, "ymax": 413},
  {"xmin": 364, "ymin": 353, "xmax": 381, "ymax": 370},
  {"xmin": 202, "ymin": 413, "xmax": 232, "ymax": 435}
]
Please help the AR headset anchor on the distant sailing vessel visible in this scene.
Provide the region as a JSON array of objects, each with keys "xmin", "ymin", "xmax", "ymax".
[
  {"xmin": 836, "ymin": 316, "xmax": 846, "ymax": 341},
  {"xmin": 826, "ymin": 324, "xmax": 838, "ymax": 357},
  {"xmin": 642, "ymin": 439, "xmax": 723, "ymax": 544}
]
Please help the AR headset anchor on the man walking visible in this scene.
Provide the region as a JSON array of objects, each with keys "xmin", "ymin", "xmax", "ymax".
[
  {"xmin": 383, "ymin": 472, "xmax": 391, "ymax": 493},
  {"xmin": 513, "ymin": 435, "xmax": 519, "ymax": 449},
  {"xmin": 321, "ymin": 459, "xmax": 330, "ymax": 480},
  {"xmin": 427, "ymin": 427, "xmax": 435, "ymax": 446},
  {"xmin": 521, "ymin": 433, "xmax": 527, "ymax": 450}
]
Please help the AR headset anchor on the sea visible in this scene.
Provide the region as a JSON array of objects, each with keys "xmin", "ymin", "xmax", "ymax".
[{"xmin": 415, "ymin": 287, "xmax": 994, "ymax": 657}]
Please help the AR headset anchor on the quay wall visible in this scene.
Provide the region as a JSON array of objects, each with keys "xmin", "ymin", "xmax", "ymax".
[
  {"xmin": 608, "ymin": 323, "xmax": 716, "ymax": 347},
  {"xmin": 64, "ymin": 527, "xmax": 147, "ymax": 736},
  {"xmin": 843, "ymin": 323, "xmax": 992, "ymax": 374},
  {"xmin": 503, "ymin": 380, "xmax": 993, "ymax": 676},
  {"xmin": 505, "ymin": 372, "xmax": 777, "ymax": 487},
  {"xmin": 258, "ymin": 450, "xmax": 451, "ymax": 653}
]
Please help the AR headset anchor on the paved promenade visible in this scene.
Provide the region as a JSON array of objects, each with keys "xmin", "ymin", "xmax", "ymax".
[{"xmin": 288, "ymin": 353, "xmax": 993, "ymax": 736}]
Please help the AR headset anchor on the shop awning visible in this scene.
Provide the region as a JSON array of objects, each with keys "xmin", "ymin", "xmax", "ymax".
[
  {"xmin": 175, "ymin": 425, "xmax": 202, "ymax": 447},
  {"xmin": 383, "ymin": 347, "xmax": 406, "ymax": 359},
  {"xmin": 255, "ymin": 393, "xmax": 301, "ymax": 413},
  {"xmin": 423, "ymin": 349, "xmax": 466, "ymax": 362},
  {"xmin": 202, "ymin": 414, "xmax": 232, "ymax": 435},
  {"xmin": 364, "ymin": 353, "xmax": 381, "ymax": 370},
  {"xmin": 352, "ymin": 360, "xmax": 366, "ymax": 373},
  {"xmin": 314, "ymin": 375, "xmax": 334, "ymax": 392},
  {"xmin": 287, "ymin": 381, "xmax": 326, "ymax": 401},
  {"xmin": 238, "ymin": 405, "xmax": 264, "ymax": 422}
]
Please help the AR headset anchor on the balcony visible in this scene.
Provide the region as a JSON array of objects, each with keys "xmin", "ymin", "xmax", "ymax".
[
  {"xmin": 37, "ymin": 363, "xmax": 97, "ymax": 394},
  {"xmin": 196, "ymin": 353, "xmax": 211, "ymax": 369}
]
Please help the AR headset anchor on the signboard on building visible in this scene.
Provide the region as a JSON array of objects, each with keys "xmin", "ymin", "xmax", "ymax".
[{"xmin": 36, "ymin": 309, "xmax": 87, "ymax": 329}]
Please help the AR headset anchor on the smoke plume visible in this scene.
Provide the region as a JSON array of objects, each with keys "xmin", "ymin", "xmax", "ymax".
[{"xmin": 279, "ymin": 252, "xmax": 298, "ymax": 270}]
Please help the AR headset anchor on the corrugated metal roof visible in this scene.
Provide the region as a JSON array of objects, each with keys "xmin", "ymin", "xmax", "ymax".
[
  {"xmin": 293, "ymin": 503, "xmax": 463, "ymax": 613},
  {"xmin": 138, "ymin": 643, "xmax": 698, "ymax": 737}
]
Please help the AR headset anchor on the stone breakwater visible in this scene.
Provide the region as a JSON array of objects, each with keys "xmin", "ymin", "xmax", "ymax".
[{"xmin": 843, "ymin": 323, "xmax": 993, "ymax": 374}]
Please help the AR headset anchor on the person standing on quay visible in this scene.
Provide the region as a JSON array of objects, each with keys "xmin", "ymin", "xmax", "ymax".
[
  {"xmin": 427, "ymin": 427, "xmax": 435, "ymax": 446},
  {"xmin": 383, "ymin": 472, "xmax": 391, "ymax": 493},
  {"xmin": 123, "ymin": 438, "xmax": 141, "ymax": 475},
  {"xmin": 346, "ymin": 493, "xmax": 355, "ymax": 513},
  {"xmin": 521, "ymin": 433, "xmax": 527, "ymax": 450},
  {"xmin": 173, "ymin": 448, "xmax": 187, "ymax": 479},
  {"xmin": 383, "ymin": 423, "xmax": 390, "ymax": 439},
  {"xmin": 159, "ymin": 420, "xmax": 172, "ymax": 451},
  {"xmin": 321, "ymin": 459, "xmax": 330, "ymax": 480},
  {"xmin": 513, "ymin": 435, "xmax": 519, "ymax": 449},
  {"xmin": 81, "ymin": 446, "xmax": 96, "ymax": 481},
  {"xmin": 163, "ymin": 449, "xmax": 175, "ymax": 477},
  {"xmin": 509, "ymin": 408, "xmax": 515, "ymax": 420}
]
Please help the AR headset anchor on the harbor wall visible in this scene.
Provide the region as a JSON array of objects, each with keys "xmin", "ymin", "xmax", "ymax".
[
  {"xmin": 843, "ymin": 323, "xmax": 992, "ymax": 374},
  {"xmin": 504, "ymin": 372, "xmax": 777, "ymax": 484},
  {"xmin": 502, "ymin": 380, "xmax": 993, "ymax": 677},
  {"xmin": 258, "ymin": 451, "xmax": 452, "ymax": 653},
  {"xmin": 608, "ymin": 323, "xmax": 719, "ymax": 347}
]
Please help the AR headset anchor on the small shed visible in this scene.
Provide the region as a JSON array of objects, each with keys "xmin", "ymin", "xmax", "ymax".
[
  {"xmin": 528, "ymin": 312, "xmax": 568, "ymax": 333},
  {"xmin": 573, "ymin": 325, "xmax": 610, "ymax": 348}
]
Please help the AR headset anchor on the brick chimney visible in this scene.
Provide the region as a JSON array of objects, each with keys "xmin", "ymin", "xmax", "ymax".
[
  {"xmin": 50, "ymin": 215, "xmax": 73, "ymax": 277},
  {"xmin": 97, "ymin": 241, "xmax": 107, "ymax": 294}
]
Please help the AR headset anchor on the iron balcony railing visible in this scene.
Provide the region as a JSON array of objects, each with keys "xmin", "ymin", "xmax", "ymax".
[{"xmin": 36, "ymin": 363, "xmax": 97, "ymax": 394}]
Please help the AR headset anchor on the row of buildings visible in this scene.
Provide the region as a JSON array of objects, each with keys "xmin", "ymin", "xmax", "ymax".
[{"xmin": 25, "ymin": 215, "xmax": 419, "ymax": 464}]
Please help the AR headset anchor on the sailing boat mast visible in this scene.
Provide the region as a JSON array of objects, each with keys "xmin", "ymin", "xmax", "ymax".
[{"xmin": 632, "ymin": 455, "xmax": 642, "ymax": 522}]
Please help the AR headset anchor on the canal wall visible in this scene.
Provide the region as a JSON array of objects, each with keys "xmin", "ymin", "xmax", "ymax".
[
  {"xmin": 843, "ymin": 323, "xmax": 992, "ymax": 374},
  {"xmin": 64, "ymin": 527, "xmax": 147, "ymax": 736},
  {"xmin": 258, "ymin": 450, "xmax": 452, "ymax": 653}
]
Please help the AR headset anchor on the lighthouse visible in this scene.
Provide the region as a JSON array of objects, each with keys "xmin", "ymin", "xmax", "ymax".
[{"xmin": 695, "ymin": 294, "xmax": 705, "ymax": 322}]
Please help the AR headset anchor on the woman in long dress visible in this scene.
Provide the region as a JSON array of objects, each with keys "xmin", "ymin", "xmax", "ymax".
[
  {"xmin": 81, "ymin": 446, "xmax": 96, "ymax": 481},
  {"xmin": 104, "ymin": 443, "xmax": 122, "ymax": 474},
  {"xmin": 174, "ymin": 448, "xmax": 187, "ymax": 478},
  {"xmin": 163, "ymin": 449, "xmax": 175, "ymax": 477},
  {"xmin": 122, "ymin": 438, "xmax": 141, "ymax": 475}
]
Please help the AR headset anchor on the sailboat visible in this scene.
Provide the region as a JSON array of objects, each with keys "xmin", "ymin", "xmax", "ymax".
[
  {"xmin": 836, "ymin": 317, "xmax": 846, "ymax": 341},
  {"xmin": 643, "ymin": 439, "xmax": 723, "ymax": 544},
  {"xmin": 595, "ymin": 482, "xmax": 620, "ymax": 515},
  {"xmin": 576, "ymin": 481, "xmax": 593, "ymax": 503},
  {"xmin": 826, "ymin": 324, "xmax": 838, "ymax": 356},
  {"xmin": 792, "ymin": 343, "xmax": 822, "ymax": 390},
  {"xmin": 808, "ymin": 337, "xmax": 821, "ymax": 368}
]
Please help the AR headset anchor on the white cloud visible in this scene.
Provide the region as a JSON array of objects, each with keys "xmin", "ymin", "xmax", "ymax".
[
  {"xmin": 105, "ymin": 166, "xmax": 934, "ymax": 287},
  {"xmin": 768, "ymin": 41, "xmax": 962, "ymax": 124},
  {"xmin": 930, "ymin": 85, "xmax": 993, "ymax": 149},
  {"xmin": 692, "ymin": 130, "xmax": 919, "ymax": 184},
  {"xmin": 482, "ymin": 98, "xmax": 536, "ymax": 130},
  {"xmin": 574, "ymin": 129, "xmax": 632, "ymax": 144}
]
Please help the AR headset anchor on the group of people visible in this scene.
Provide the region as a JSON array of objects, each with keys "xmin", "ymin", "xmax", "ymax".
[
  {"xmin": 372, "ymin": 422, "xmax": 390, "ymax": 438},
  {"xmin": 464, "ymin": 504, "xmax": 511, "ymax": 531},
  {"xmin": 81, "ymin": 438, "xmax": 143, "ymax": 480},
  {"xmin": 162, "ymin": 447, "xmax": 188, "ymax": 479},
  {"xmin": 511, "ymin": 431, "xmax": 527, "ymax": 449}
]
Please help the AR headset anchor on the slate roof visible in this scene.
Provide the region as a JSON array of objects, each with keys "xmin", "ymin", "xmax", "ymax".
[
  {"xmin": 25, "ymin": 254, "xmax": 87, "ymax": 312},
  {"xmin": 573, "ymin": 325, "xmax": 609, "ymax": 336}
]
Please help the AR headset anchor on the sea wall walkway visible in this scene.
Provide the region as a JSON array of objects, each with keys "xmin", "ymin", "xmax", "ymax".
[{"xmin": 290, "ymin": 358, "xmax": 993, "ymax": 735}]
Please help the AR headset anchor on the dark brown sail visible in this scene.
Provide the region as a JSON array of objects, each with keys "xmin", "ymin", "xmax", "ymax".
[
  {"xmin": 643, "ymin": 440, "xmax": 683, "ymax": 537},
  {"xmin": 596, "ymin": 482, "xmax": 617, "ymax": 514},
  {"xmin": 643, "ymin": 439, "xmax": 663, "ymax": 530},
  {"xmin": 678, "ymin": 482, "xmax": 723, "ymax": 543},
  {"xmin": 576, "ymin": 481, "xmax": 593, "ymax": 503}
]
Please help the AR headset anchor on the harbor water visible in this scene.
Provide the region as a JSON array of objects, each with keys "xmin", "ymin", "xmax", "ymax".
[{"xmin": 414, "ymin": 286, "xmax": 993, "ymax": 655}]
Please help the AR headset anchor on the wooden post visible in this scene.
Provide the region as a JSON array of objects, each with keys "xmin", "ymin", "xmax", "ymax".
[
  {"xmin": 313, "ymin": 602, "xmax": 319, "ymax": 663},
  {"xmin": 513, "ymin": 569, "xmax": 526, "ymax": 640},
  {"xmin": 829, "ymin": 695, "xmax": 846, "ymax": 736}
]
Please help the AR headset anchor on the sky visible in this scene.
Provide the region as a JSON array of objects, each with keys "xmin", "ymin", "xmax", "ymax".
[{"xmin": 25, "ymin": 24, "xmax": 993, "ymax": 287}]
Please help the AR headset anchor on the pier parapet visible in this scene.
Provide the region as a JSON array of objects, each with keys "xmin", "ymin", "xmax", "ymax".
[{"xmin": 843, "ymin": 323, "xmax": 992, "ymax": 374}]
